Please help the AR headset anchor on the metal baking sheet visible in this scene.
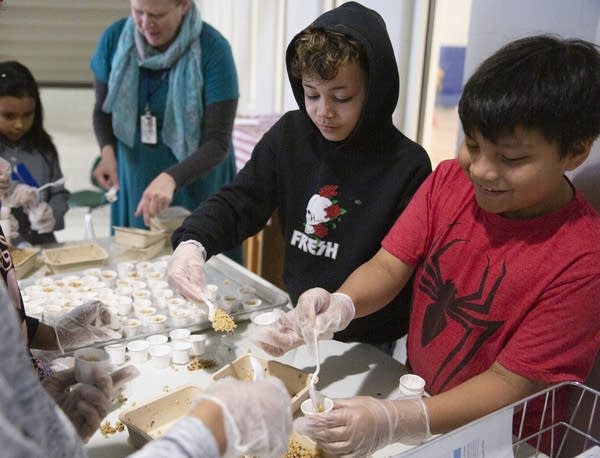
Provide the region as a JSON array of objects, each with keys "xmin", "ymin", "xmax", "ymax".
[{"xmin": 21, "ymin": 252, "xmax": 289, "ymax": 352}]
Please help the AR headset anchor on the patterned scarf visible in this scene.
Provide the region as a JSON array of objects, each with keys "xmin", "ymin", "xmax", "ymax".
[{"xmin": 102, "ymin": 3, "xmax": 203, "ymax": 162}]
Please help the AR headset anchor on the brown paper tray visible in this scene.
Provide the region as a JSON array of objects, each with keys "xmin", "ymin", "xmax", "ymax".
[
  {"xmin": 114, "ymin": 226, "xmax": 167, "ymax": 249},
  {"xmin": 11, "ymin": 247, "xmax": 41, "ymax": 279},
  {"xmin": 119, "ymin": 384, "xmax": 203, "ymax": 449},
  {"xmin": 42, "ymin": 243, "xmax": 109, "ymax": 274},
  {"xmin": 120, "ymin": 237, "xmax": 167, "ymax": 260},
  {"xmin": 212, "ymin": 355, "xmax": 310, "ymax": 413}
]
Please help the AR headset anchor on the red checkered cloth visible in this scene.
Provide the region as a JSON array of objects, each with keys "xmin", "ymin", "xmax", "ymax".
[{"xmin": 232, "ymin": 114, "xmax": 281, "ymax": 172}]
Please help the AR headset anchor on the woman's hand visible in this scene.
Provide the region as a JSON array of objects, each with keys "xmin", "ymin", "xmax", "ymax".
[
  {"xmin": 135, "ymin": 172, "xmax": 176, "ymax": 226},
  {"xmin": 92, "ymin": 145, "xmax": 119, "ymax": 190}
]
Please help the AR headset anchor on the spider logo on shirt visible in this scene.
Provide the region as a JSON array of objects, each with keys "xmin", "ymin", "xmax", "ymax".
[{"xmin": 418, "ymin": 238, "xmax": 505, "ymax": 392}]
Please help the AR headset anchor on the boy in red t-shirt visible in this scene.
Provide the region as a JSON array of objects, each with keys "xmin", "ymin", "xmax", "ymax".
[{"xmin": 254, "ymin": 35, "xmax": 600, "ymax": 456}]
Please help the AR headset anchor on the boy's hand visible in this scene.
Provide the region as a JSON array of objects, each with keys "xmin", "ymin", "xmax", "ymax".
[
  {"xmin": 294, "ymin": 288, "xmax": 355, "ymax": 343},
  {"xmin": 294, "ymin": 397, "xmax": 430, "ymax": 456},
  {"xmin": 167, "ymin": 240, "xmax": 208, "ymax": 303}
]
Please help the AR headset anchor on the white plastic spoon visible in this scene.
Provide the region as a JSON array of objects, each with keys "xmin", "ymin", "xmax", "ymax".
[
  {"xmin": 36, "ymin": 177, "xmax": 66, "ymax": 193},
  {"xmin": 308, "ymin": 333, "xmax": 324, "ymax": 412}
]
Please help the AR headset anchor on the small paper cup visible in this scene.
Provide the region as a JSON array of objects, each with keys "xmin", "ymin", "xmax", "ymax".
[
  {"xmin": 146, "ymin": 334, "xmax": 169, "ymax": 346},
  {"xmin": 74, "ymin": 348, "xmax": 111, "ymax": 385},
  {"xmin": 145, "ymin": 314, "xmax": 168, "ymax": 332},
  {"xmin": 251, "ymin": 311, "xmax": 278, "ymax": 326},
  {"xmin": 301, "ymin": 397, "xmax": 334, "ymax": 416},
  {"xmin": 237, "ymin": 286, "xmax": 256, "ymax": 302},
  {"xmin": 187, "ymin": 334, "xmax": 207, "ymax": 356},
  {"xmin": 171, "ymin": 341, "xmax": 191, "ymax": 365},
  {"xmin": 126, "ymin": 340, "xmax": 150, "ymax": 364},
  {"xmin": 148, "ymin": 344, "xmax": 171, "ymax": 369},
  {"xmin": 104, "ymin": 343, "xmax": 127, "ymax": 366},
  {"xmin": 169, "ymin": 328, "xmax": 191, "ymax": 342},
  {"xmin": 206, "ymin": 284, "xmax": 218, "ymax": 301}
]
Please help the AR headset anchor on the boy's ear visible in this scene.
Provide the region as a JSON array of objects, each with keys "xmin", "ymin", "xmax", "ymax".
[{"xmin": 564, "ymin": 138, "xmax": 596, "ymax": 171}]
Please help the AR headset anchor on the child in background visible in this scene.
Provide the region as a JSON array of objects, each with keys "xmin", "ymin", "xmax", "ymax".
[
  {"xmin": 166, "ymin": 1, "xmax": 431, "ymax": 351},
  {"xmin": 267, "ymin": 35, "xmax": 600, "ymax": 456},
  {"xmin": 0, "ymin": 60, "xmax": 69, "ymax": 245}
]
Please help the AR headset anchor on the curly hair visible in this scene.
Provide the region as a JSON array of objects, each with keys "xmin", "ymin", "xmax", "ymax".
[{"xmin": 290, "ymin": 28, "xmax": 367, "ymax": 81}]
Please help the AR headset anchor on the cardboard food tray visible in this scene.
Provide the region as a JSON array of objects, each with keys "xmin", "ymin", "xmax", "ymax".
[
  {"xmin": 120, "ymin": 237, "xmax": 167, "ymax": 260},
  {"xmin": 119, "ymin": 384, "xmax": 203, "ymax": 449},
  {"xmin": 212, "ymin": 355, "xmax": 310, "ymax": 413},
  {"xmin": 114, "ymin": 226, "xmax": 167, "ymax": 249},
  {"xmin": 42, "ymin": 243, "xmax": 109, "ymax": 274},
  {"xmin": 12, "ymin": 247, "xmax": 41, "ymax": 279}
]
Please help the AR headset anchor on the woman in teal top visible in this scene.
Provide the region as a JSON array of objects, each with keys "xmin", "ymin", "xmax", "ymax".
[{"xmin": 90, "ymin": 0, "xmax": 241, "ymax": 261}]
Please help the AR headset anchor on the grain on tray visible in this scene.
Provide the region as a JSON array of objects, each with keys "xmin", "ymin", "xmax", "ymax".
[
  {"xmin": 187, "ymin": 357, "xmax": 217, "ymax": 371},
  {"xmin": 99, "ymin": 420, "xmax": 125, "ymax": 437},
  {"xmin": 212, "ymin": 307, "xmax": 236, "ymax": 333},
  {"xmin": 284, "ymin": 438, "xmax": 323, "ymax": 458}
]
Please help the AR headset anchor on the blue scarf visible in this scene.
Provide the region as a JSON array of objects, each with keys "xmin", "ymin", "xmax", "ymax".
[{"xmin": 103, "ymin": 3, "xmax": 203, "ymax": 162}]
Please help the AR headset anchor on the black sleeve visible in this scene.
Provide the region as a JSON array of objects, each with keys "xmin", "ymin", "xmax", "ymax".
[
  {"xmin": 92, "ymin": 79, "xmax": 116, "ymax": 149},
  {"xmin": 171, "ymin": 126, "xmax": 280, "ymax": 258},
  {"xmin": 165, "ymin": 98, "xmax": 238, "ymax": 188}
]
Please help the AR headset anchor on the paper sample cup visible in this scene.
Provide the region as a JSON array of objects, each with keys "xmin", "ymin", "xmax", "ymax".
[
  {"xmin": 74, "ymin": 348, "xmax": 111, "ymax": 385},
  {"xmin": 105, "ymin": 343, "xmax": 127, "ymax": 366},
  {"xmin": 300, "ymin": 397, "xmax": 334, "ymax": 416},
  {"xmin": 187, "ymin": 334, "xmax": 207, "ymax": 356},
  {"xmin": 171, "ymin": 341, "xmax": 192, "ymax": 364},
  {"xmin": 127, "ymin": 340, "xmax": 150, "ymax": 364},
  {"xmin": 148, "ymin": 344, "xmax": 171, "ymax": 369},
  {"xmin": 169, "ymin": 328, "xmax": 191, "ymax": 342}
]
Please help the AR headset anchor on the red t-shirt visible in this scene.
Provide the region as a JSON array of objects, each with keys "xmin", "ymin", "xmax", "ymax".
[{"xmin": 383, "ymin": 159, "xmax": 600, "ymax": 393}]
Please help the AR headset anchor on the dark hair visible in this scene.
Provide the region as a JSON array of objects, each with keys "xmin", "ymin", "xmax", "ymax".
[
  {"xmin": 459, "ymin": 35, "xmax": 600, "ymax": 158},
  {"xmin": 0, "ymin": 61, "xmax": 58, "ymax": 159},
  {"xmin": 290, "ymin": 28, "xmax": 367, "ymax": 81}
]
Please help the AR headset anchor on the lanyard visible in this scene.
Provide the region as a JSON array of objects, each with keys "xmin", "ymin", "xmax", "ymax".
[{"xmin": 142, "ymin": 68, "xmax": 168, "ymax": 114}]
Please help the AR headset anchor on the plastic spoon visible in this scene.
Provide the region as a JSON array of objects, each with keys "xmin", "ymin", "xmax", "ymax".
[
  {"xmin": 36, "ymin": 177, "xmax": 66, "ymax": 193},
  {"xmin": 308, "ymin": 332, "xmax": 324, "ymax": 413},
  {"xmin": 198, "ymin": 292, "xmax": 216, "ymax": 321},
  {"xmin": 249, "ymin": 355, "xmax": 265, "ymax": 381}
]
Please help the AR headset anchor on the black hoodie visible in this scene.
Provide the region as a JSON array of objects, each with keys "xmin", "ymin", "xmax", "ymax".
[{"xmin": 173, "ymin": 2, "xmax": 431, "ymax": 344}]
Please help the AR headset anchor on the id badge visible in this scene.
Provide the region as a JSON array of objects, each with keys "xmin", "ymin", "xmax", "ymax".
[{"xmin": 141, "ymin": 112, "xmax": 158, "ymax": 145}]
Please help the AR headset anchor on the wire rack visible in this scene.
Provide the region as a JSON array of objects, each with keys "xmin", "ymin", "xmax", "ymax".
[{"xmin": 511, "ymin": 381, "xmax": 600, "ymax": 457}]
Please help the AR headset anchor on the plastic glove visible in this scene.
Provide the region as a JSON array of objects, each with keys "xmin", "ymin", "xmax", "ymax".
[
  {"xmin": 295, "ymin": 288, "xmax": 355, "ymax": 343},
  {"xmin": 28, "ymin": 201, "xmax": 55, "ymax": 233},
  {"xmin": 295, "ymin": 396, "xmax": 431, "ymax": 457},
  {"xmin": 54, "ymin": 300, "xmax": 122, "ymax": 353},
  {"xmin": 7, "ymin": 183, "xmax": 39, "ymax": 209},
  {"xmin": 42, "ymin": 365, "xmax": 139, "ymax": 442},
  {"xmin": 250, "ymin": 309, "xmax": 305, "ymax": 357},
  {"xmin": 167, "ymin": 240, "xmax": 208, "ymax": 303},
  {"xmin": 0, "ymin": 157, "xmax": 11, "ymax": 193},
  {"xmin": 194, "ymin": 376, "xmax": 293, "ymax": 458}
]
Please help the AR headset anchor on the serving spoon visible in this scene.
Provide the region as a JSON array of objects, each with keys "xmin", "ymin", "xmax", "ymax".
[{"xmin": 308, "ymin": 333, "xmax": 324, "ymax": 413}]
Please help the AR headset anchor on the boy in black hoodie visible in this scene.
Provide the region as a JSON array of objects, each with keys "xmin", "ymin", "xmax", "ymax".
[{"xmin": 167, "ymin": 2, "xmax": 431, "ymax": 350}]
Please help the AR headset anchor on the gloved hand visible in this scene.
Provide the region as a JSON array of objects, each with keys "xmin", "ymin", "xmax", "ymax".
[
  {"xmin": 250, "ymin": 309, "xmax": 305, "ymax": 357},
  {"xmin": 295, "ymin": 288, "xmax": 355, "ymax": 343},
  {"xmin": 28, "ymin": 201, "xmax": 55, "ymax": 233},
  {"xmin": 54, "ymin": 300, "xmax": 122, "ymax": 353},
  {"xmin": 0, "ymin": 157, "xmax": 12, "ymax": 194},
  {"xmin": 42, "ymin": 365, "xmax": 139, "ymax": 442},
  {"xmin": 7, "ymin": 183, "xmax": 39, "ymax": 209},
  {"xmin": 295, "ymin": 396, "xmax": 431, "ymax": 457},
  {"xmin": 193, "ymin": 376, "xmax": 293, "ymax": 458},
  {"xmin": 167, "ymin": 240, "xmax": 208, "ymax": 303}
]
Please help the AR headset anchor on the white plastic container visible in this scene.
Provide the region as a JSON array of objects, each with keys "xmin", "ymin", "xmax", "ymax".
[
  {"xmin": 127, "ymin": 340, "xmax": 150, "ymax": 364},
  {"xmin": 105, "ymin": 343, "xmax": 127, "ymax": 366},
  {"xmin": 171, "ymin": 341, "xmax": 191, "ymax": 365},
  {"xmin": 398, "ymin": 374, "xmax": 426, "ymax": 398},
  {"xmin": 187, "ymin": 334, "xmax": 207, "ymax": 356},
  {"xmin": 146, "ymin": 334, "xmax": 168, "ymax": 346},
  {"xmin": 148, "ymin": 344, "xmax": 171, "ymax": 369}
]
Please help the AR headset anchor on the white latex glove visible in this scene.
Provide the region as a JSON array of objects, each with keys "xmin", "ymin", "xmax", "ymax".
[
  {"xmin": 250, "ymin": 309, "xmax": 305, "ymax": 357},
  {"xmin": 0, "ymin": 157, "xmax": 11, "ymax": 193},
  {"xmin": 28, "ymin": 201, "xmax": 55, "ymax": 233},
  {"xmin": 42, "ymin": 365, "xmax": 139, "ymax": 442},
  {"xmin": 194, "ymin": 376, "xmax": 293, "ymax": 458},
  {"xmin": 7, "ymin": 183, "xmax": 39, "ymax": 209},
  {"xmin": 295, "ymin": 396, "xmax": 431, "ymax": 457},
  {"xmin": 54, "ymin": 300, "xmax": 122, "ymax": 353},
  {"xmin": 295, "ymin": 288, "xmax": 355, "ymax": 343},
  {"xmin": 167, "ymin": 240, "xmax": 208, "ymax": 303}
]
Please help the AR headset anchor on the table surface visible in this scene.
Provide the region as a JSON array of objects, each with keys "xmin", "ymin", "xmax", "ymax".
[{"xmin": 85, "ymin": 322, "xmax": 415, "ymax": 458}]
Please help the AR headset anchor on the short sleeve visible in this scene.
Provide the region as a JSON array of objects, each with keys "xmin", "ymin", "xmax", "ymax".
[
  {"xmin": 200, "ymin": 23, "xmax": 239, "ymax": 105},
  {"xmin": 90, "ymin": 18, "xmax": 128, "ymax": 84}
]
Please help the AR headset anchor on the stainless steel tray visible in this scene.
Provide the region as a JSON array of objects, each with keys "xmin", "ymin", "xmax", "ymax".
[{"xmin": 21, "ymin": 252, "xmax": 289, "ymax": 351}]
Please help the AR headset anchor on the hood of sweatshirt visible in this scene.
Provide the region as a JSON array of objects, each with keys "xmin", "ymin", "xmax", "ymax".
[{"xmin": 285, "ymin": 1, "xmax": 400, "ymax": 154}]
